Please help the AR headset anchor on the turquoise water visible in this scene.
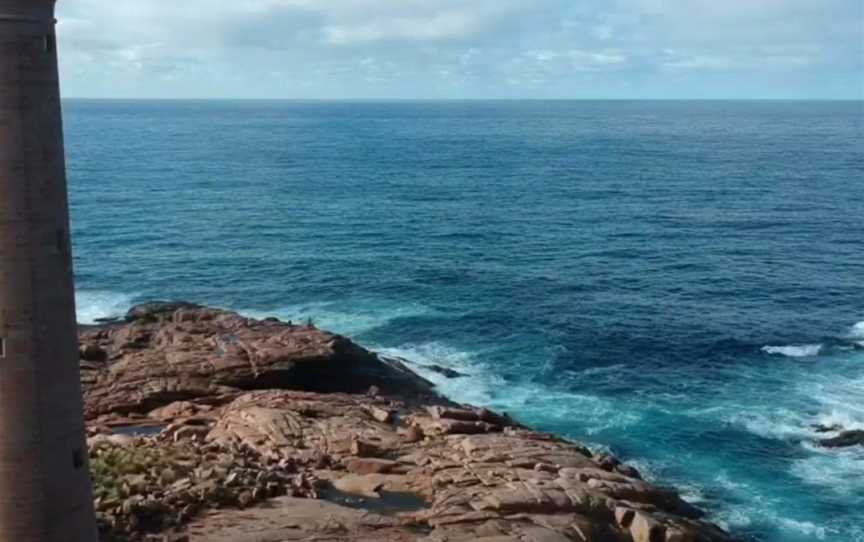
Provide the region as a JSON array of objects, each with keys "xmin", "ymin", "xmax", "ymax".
[{"xmin": 64, "ymin": 100, "xmax": 864, "ymax": 541}]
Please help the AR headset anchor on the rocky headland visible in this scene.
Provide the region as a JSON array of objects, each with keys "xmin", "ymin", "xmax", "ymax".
[{"xmin": 80, "ymin": 303, "xmax": 736, "ymax": 542}]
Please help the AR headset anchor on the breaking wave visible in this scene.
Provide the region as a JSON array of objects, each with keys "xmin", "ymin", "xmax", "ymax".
[
  {"xmin": 75, "ymin": 290, "xmax": 137, "ymax": 324},
  {"xmin": 761, "ymin": 344, "xmax": 823, "ymax": 358}
]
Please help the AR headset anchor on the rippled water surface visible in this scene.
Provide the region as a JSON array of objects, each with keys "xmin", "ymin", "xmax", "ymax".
[{"xmin": 65, "ymin": 100, "xmax": 864, "ymax": 541}]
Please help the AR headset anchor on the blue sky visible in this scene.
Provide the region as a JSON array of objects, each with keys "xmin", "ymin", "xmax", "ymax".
[{"xmin": 56, "ymin": 0, "xmax": 864, "ymax": 99}]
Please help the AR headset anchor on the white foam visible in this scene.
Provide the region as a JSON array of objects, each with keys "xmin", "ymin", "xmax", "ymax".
[
  {"xmin": 700, "ymin": 483, "xmax": 829, "ymax": 538},
  {"xmin": 761, "ymin": 344, "xmax": 823, "ymax": 358},
  {"xmin": 727, "ymin": 408, "xmax": 811, "ymax": 440},
  {"xmin": 726, "ymin": 364, "xmax": 864, "ymax": 449},
  {"xmin": 813, "ymin": 410, "xmax": 864, "ymax": 433},
  {"xmin": 674, "ymin": 483, "xmax": 707, "ymax": 506},
  {"xmin": 714, "ymin": 472, "xmax": 750, "ymax": 492},
  {"xmin": 75, "ymin": 290, "xmax": 136, "ymax": 324},
  {"xmin": 785, "ymin": 374, "xmax": 864, "ymax": 499},
  {"xmin": 377, "ymin": 342, "xmax": 475, "ymax": 373},
  {"xmin": 776, "ymin": 517, "xmax": 828, "ymax": 539},
  {"xmin": 376, "ymin": 340, "xmax": 643, "ymax": 433},
  {"xmin": 713, "ymin": 506, "xmax": 754, "ymax": 530},
  {"xmin": 803, "ymin": 372, "xmax": 864, "ymax": 433},
  {"xmin": 710, "ymin": 494, "xmax": 833, "ymax": 540},
  {"xmin": 792, "ymin": 444, "xmax": 864, "ymax": 497},
  {"xmin": 376, "ymin": 342, "xmax": 498, "ymax": 406},
  {"xmin": 849, "ymin": 321, "xmax": 864, "ymax": 339}
]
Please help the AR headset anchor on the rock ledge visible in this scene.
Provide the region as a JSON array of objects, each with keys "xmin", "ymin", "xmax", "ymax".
[{"xmin": 81, "ymin": 303, "xmax": 735, "ymax": 542}]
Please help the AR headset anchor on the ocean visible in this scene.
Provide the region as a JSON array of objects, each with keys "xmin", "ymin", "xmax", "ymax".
[{"xmin": 64, "ymin": 100, "xmax": 864, "ymax": 542}]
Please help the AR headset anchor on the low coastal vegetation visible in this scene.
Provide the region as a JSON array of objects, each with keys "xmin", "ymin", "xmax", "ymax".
[{"xmin": 89, "ymin": 430, "xmax": 315, "ymax": 541}]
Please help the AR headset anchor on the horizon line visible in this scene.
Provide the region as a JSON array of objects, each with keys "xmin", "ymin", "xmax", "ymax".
[{"xmin": 62, "ymin": 97, "xmax": 863, "ymax": 102}]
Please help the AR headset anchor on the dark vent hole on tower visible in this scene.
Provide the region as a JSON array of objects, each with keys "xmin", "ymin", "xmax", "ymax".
[
  {"xmin": 43, "ymin": 35, "xmax": 53, "ymax": 53},
  {"xmin": 0, "ymin": 337, "xmax": 5, "ymax": 358},
  {"xmin": 56, "ymin": 229, "xmax": 67, "ymax": 255},
  {"xmin": 72, "ymin": 449, "xmax": 84, "ymax": 470}
]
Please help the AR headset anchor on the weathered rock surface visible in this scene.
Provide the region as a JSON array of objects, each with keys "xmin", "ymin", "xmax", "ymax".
[
  {"xmin": 82, "ymin": 304, "xmax": 735, "ymax": 542},
  {"xmin": 81, "ymin": 302, "xmax": 439, "ymax": 420}
]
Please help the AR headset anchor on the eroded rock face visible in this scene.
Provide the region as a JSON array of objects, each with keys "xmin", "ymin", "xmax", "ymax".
[
  {"xmin": 81, "ymin": 304, "xmax": 734, "ymax": 542},
  {"xmin": 80, "ymin": 303, "xmax": 439, "ymax": 420}
]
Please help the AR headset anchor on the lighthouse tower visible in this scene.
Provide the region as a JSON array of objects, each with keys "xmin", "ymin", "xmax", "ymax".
[{"xmin": 0, "ymin": 0, "xmax": 98, "ymax": 540}]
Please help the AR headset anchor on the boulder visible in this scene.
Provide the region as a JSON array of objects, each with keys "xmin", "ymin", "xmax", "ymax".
[
  {"xmin": 125, "ymin": 301, "xmax": 203, "ymax": 322},
  {"xmin": 331, "ymin": 474, "xmax": 385, "ymax": 498},
  {"xmin": 422, "ymin": 364, "xmax": 467, "ymax": 379},
  {"xmin": 819, "ymin": 430, "xmax": 864, "ymax": 448}
]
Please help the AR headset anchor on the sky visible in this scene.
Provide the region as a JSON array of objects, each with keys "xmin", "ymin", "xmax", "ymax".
[{"xmin": 56, "ymin": 0, "xmax": 864, "ymax": 100}]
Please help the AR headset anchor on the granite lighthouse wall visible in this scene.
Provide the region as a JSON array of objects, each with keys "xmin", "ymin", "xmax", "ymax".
[{"xmin": 0, "ymin": 1, "xmax": 97, "ymax": 540}]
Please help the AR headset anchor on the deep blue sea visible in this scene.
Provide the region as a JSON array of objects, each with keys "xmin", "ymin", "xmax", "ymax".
[{"xmin": 64, "ymin": 100, "xmax": 864, "ymax": 542}]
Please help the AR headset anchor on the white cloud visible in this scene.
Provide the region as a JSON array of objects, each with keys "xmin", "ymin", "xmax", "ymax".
[
  {"xmin": 323, "ymin": 12, "xmax": 483, "ymax": 45},
  {"xmin": 54, "ymin": 0, "xmax": 864, "ymax": 98}
]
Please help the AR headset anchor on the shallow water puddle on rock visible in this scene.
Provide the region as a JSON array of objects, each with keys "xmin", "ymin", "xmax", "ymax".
[
  {"xmin": 110, "ymin": 424, "xmax": 166, "ymax": 436},
  {"xmin": 319, "ymin": 486, "xmax": 428, "ymax": 515}
]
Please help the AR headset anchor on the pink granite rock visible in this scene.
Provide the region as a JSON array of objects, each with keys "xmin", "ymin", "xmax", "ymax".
[{"xmin": 81, "ymin": 304, "xmax": 735, "ymax": 542}]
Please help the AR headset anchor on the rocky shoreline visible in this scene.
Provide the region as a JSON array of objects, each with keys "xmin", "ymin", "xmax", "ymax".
[{"xmin": 80, "ymin": 302, "xmax": 736, "ymax": 542}]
